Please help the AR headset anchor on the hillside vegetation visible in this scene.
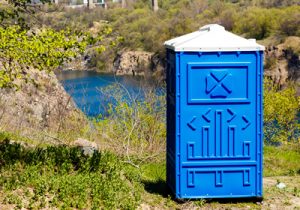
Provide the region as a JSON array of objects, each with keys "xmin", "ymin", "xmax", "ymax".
[
  {"xmin": 0, "ymin": 0, "xmax": 300, "ymax": 209},
  {"xmin": 32, "ymin": 0, "xmax": 300, "ymax": 71}
]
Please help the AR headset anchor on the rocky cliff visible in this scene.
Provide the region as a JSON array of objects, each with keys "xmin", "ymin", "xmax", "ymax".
[
  {"xmin": 0, "ymin": 67, "xmax": 86, "ymax": 140},
  {"xmin": 113, "ymin": 51, "xmax": 164, "ymax": 79},
  {"xmin": 113, "ymin": 42, "xmax": 300, "ymax": 88},
  {"xmin": 264, "ymin": 36, "xmax": 300, "ymax": 91}
]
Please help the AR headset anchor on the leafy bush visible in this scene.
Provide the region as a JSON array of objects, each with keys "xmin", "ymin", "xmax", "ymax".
[
  {"xmin": 233, "ymin": 7, "xmax": 279, "ymax": 39},
  {"xmin": 0, "ymin": 139, "xmax": 142, "ymax": 209},
  {"xmin": 279, "ymin": 6, "xmax": 300, "ymax": 36},
  {"xmin": 263, "ymin": 79, "xmax": 300, "ymax": 144},
  {"xmin": 0, "ymin": 26, "xmax": 88, "ymax": 88}
]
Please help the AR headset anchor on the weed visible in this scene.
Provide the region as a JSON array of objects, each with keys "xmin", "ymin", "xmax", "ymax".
[
  {"xmin": 293, "ymin": 187, "xmax": 300, "ymax": 196},
  {"xmin": 194, "ymin": 199, "xmax": 206, "ymax": 207}
]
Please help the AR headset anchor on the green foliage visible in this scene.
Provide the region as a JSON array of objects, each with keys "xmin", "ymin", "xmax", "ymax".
[
  {"xmin": 1, "ymin": 132, "xmax": 299, "ymax": 209},
  {"xmin": 233, "ymin": 7, "xmax": 279, "ymax": 39},
  {"xmin": 141, "ymin": 162, "xmax": 166, "ymax": 182},
  {"xmin": 0, "ymin": 0, "xmax": 51, "ymax": 28},
  {"xmin": 0, "ymin": 139, "xmax": 142, "ymax": 209},
  {"xmin": 0, "ymin": 25, "xmax": 110, "ymax": 88},
  {"xmin": 279, "ymin": 6, "xmax": 300, "ymax": 37},
  {"xmin": 0, "ymin": 1, "xmax": 112, "ymax": 89},
  {"xmin": 263, "ymin": 79, "xmax": 300, "ymax": 144},
  {"xmin": 36, "ymin": 2, "xmax": 300, "ymax": 69}
]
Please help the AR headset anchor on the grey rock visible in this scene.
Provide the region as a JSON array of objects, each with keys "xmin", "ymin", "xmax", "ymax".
[{"xmin": 73, "ymin": 138, "xmax": 98, "ymax": 156}]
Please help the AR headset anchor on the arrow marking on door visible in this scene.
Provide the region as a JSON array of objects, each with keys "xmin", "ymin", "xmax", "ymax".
[
  {"xmin": 227, "ymin": 108, "xmax": 236, "ymax": 123},
  {"xmin": 242, "ymin": 115, "xmax": 251, "ymax": 130},
  {"xmin": 187, "ymin": 116, "xmax": 197, "ymax": 131},
  {"xmin": 202, "ymin": 108, "xmax": 212, "ymax": 123}
]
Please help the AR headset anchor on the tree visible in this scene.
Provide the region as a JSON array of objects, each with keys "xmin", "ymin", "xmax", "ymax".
[
  {"xmin": 151, "ymin": 0, "xmax": 158, "ymax": 12},
  {"xmin": 122, "ymin": 0, "xmax": 126, "ymax": 8},
  {"xmin": 88, "ymin": 0, "xmax": 95, "ymax": 9},
  {"xmin": 0, "ymin": 0, "xmax": 51, "ymax": 29},
  {"xmin": 0, "ymin": 0, "xmax": 109, "ymax": 88}
]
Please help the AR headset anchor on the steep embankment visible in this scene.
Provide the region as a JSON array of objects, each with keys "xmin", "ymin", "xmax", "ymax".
[
  {"xmin": 264, "ymin": 36, "xmax": 300, "ymax": 93},
  {"xmin": 113, "ymin": 50, "xmax": 164, "ymax": 79},
  {"xmin": 0, "ymin": 67, "xmax": 86, "ymax": 140}
]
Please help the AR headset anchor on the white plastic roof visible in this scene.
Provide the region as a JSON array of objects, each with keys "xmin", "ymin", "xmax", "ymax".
[{"xmin": 164, "ymin": 24, "xmax": 265, "ymax": 52}]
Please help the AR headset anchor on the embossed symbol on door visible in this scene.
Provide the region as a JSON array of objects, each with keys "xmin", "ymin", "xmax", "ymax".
[
  {"xmin": 187, "ymin": 109, "xmax": 252, "ymax": 160},
  {"xmin": 206, "ymin": 71, "xmax": 232, "ymax": 98}
]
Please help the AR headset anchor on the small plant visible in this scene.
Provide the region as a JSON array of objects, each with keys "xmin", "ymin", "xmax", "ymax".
[
  {"xmin": 194, "ymin": 199, "xmax": 206, "ymax": 207},
  {"xmin": 293, "ymin": 187, "xmax": 299, "ymax": 196}
]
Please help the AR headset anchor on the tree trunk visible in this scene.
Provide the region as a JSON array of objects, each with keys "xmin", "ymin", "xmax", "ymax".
[
  {"xmin": 122, "ymin": 0, "xmax": 126, "ymax": 8},
  {"xmin": 88, "ymin": 0, "xmax": 95, "ymax": 9},
  {"xmin": 151, "ymin": 0, "xmax": 158, "ymax": 12}
]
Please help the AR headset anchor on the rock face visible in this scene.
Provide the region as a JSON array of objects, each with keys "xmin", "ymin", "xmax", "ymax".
[
  {"xmin": 0, "ymin": 67, "xmax": 86, "ymax": 138},
  {"xmin": 113, "ymin": 51, "xmax": 164, "ymax": 78},
  {"xmin": 264, "ymin": 36, "xmax": 300, "ymax": 91},
  {"xmin": 113, "ymin": 51, "xmax": 153, "ymax": 76}
]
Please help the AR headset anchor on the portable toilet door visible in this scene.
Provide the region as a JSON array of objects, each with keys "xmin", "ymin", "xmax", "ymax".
[{"xmin": 165, "ymin": 24, "xmax": 265, "ymax": 199}]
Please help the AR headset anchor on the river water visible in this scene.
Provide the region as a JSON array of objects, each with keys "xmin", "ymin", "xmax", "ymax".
[{"xmin": 56, "ymin": 70, "xmax": 161, "ymax": 117}]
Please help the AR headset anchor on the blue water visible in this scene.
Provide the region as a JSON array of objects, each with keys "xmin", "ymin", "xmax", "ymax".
[{"xmin": 56, "ymin": 71, "xmax": 161, "ymax": 117}]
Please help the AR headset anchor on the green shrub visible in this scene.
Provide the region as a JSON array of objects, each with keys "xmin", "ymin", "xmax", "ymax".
[
  {"xmin": 233, "ymin": 7, "xmax": 279, "ymax": 39},
  {"xmin": 263, "ymin": 79, "xmax": 300, "ymax": 144},
  {"xmin": 279, "ymin": 6, "xmax": 300, "ymax": 36},
  {"xmin": 0, "ymin": 139, "xmax": 142, "ymax": 209}
]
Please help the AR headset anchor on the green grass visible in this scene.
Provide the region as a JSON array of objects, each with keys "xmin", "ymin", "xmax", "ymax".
[
  {"xmin": 0, "ymin": 139, "xmax": 142, "ymax": 209},
  {"xmin": 264, "ymin": 145, "xmax": 300, "ymax": 176},
  {"xmin": 1, "ymin": 132, "xmax": 300, "ymax": 209},
  {"xmin": 139, "ymin": 145, "xmax": 300, "ymax": 182},
  {"xmin": 0, "ymin": 131, "xmax": 39, "ymax": 146}
]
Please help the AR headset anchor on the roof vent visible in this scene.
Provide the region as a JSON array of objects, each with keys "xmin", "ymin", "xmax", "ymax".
[{"xmin": 199, "ymin": 24, "xmax": 225, "ymax": 32}]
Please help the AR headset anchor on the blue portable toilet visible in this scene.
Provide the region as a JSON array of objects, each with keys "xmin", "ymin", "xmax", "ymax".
[{"xmin": 165, "ymin": 24, "xmax": 265, "ymax": 199}]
